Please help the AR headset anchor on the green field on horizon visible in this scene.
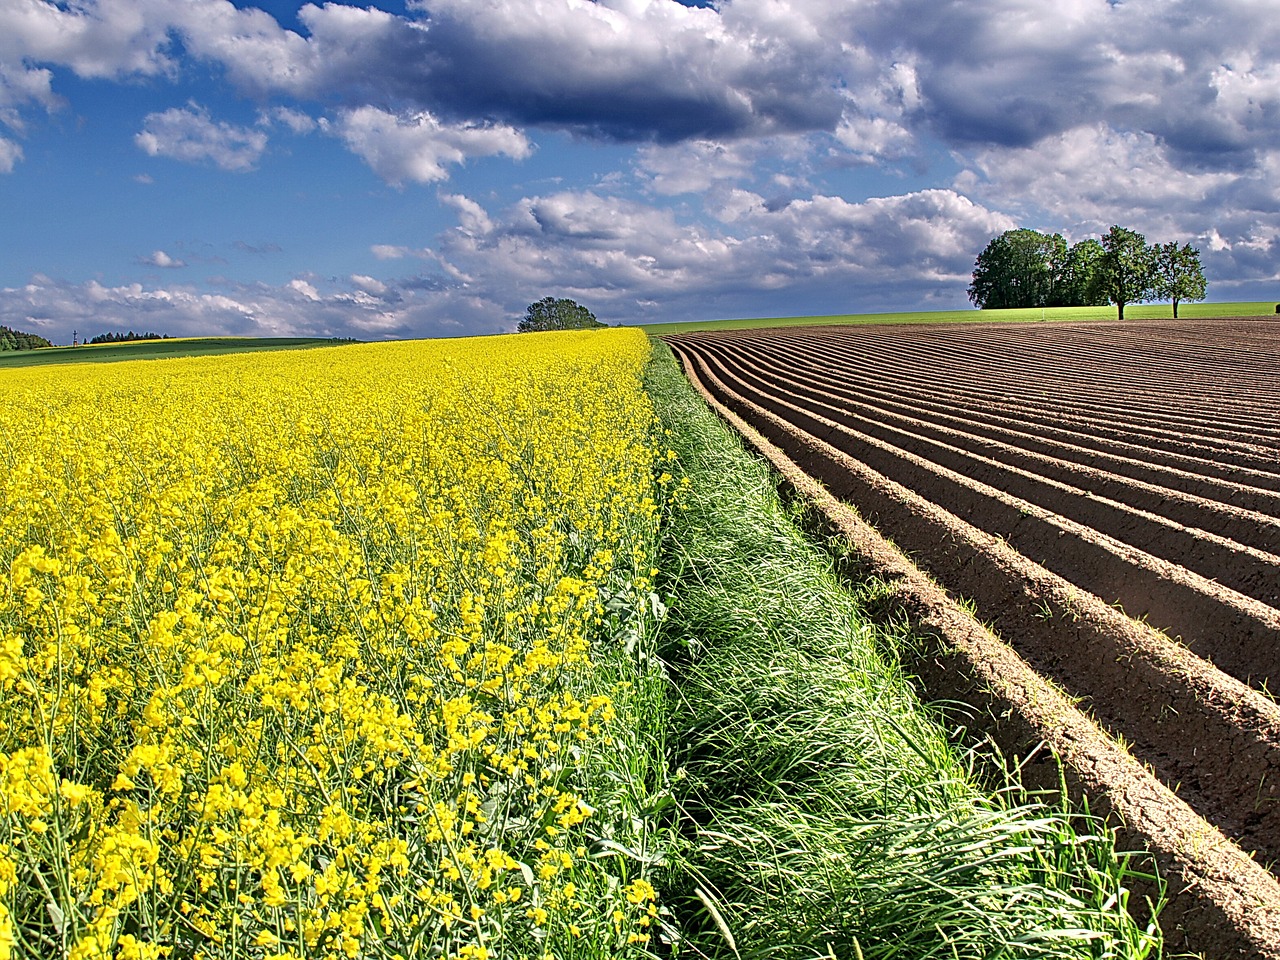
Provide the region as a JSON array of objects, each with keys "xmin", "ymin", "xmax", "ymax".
[
  {"xmin": 0, "ymin": 336, "xmax": 355, "ymax": 368},
  {"xmin": 640, "ymin": 299, "xmax": 1280, "ymax": 336}
]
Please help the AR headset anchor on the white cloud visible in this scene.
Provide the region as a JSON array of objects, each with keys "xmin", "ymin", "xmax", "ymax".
[
  {"xmin": 371, "ymin": 244, "xmax": 434, "ymax": 261},
  {"xmin": 331, "ymin": 106, "xmax": 530, "ymax": 185},
  {"xmin": 259, "ymin": 106, "xmax": 317, "ymax": 135},
  {"xmin": 709, "ymin": 188, "xmax": 767, "ymax": 224},
  {"xmin": 0, "ymin": 0, "xmax": 177, "ymax": 82},
  {"xmin": 6, "ymin": 0, "xmax": 1280, "ymax": 328},
  {"xmin": 350, "ymin": 274, "xmax": 388, "ymax": 296},
  {"xmin": 635, "ymin": 139, "xmax": 761, "ymax": 196},
  {"xmin": 955, "ymin": 123, "xmax": 1246, "ymax": 235},
  {"xmin": 439, "ymin": 193, "xmax": 494, "ymax": 236},
  {"xmin": 433, "ymin": 186, "xmax": 1015, "ymax": 319},
  {"xmin": 0, "ymin": 137, "xmax": 22, "ymax": 173},
  {"xmin": 834, "ymin": 112, "xmax": 914, "ymax": 164},
  {"xmin": 287, "ymin": 278, "xmax": 321, "ymax": 301},
  {"xmin": 135, "ymin": 103, "xmax": 268, "ymax": 172},
  {"xmin": 0, "ymin": 272, "xmax": 497, "ymax": 344},
  {"xmin": 138, "ymin": 249, "xmax": 186, "ymax": 268},
  {"xmin": 0, "ymin": 61, "xmax": 60, "ymax": 133}
]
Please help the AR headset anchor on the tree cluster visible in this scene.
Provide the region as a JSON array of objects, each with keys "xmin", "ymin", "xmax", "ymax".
[
  {"xmin": 88, "ymin": 330, "xmax": 173, "ymax": 344},
  {"xmin": 969, "ymin": 226, "xmax": 1207, "ymax": 320},
  {"xmin": 517, "ymin": 297, "xmax": 605, "ymax": 333},
  {"xmin": 0, "ymin": 325, "xmax": 54, "ymax": 351}
]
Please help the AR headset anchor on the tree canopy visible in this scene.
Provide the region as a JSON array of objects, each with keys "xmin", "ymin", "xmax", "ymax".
[
  {"xmin": 968, "ymin": 229, "xmax": 1105, "ymax": 309},
  {"xmin": 0, "ymin": 324, "xmax": 53, "ymax": 351},
  {"xmin": 517, "ymin": 297, "xmax": 605, "ymax": 333}
]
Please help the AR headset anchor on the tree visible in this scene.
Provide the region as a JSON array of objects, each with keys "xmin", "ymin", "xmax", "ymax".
[
  {"xmin": 968, "ymin": 229, "xmax": 1067, "ymax": 309},
  {"xmin": 1152, "ymin": 241, "xmax": 1207, "ymax": 319},
  {"xmin": 517, "ymin": 297, "xmax": 605, "ymax": 333},
  {"xmin": 1097, "ymin": 226, "xmax": 1156, "ymax": 320}
]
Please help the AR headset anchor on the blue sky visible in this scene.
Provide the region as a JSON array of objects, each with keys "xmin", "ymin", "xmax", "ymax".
[{"xmin": 2, "ymin": 0, "xmax": 1278, "ymax": 342}]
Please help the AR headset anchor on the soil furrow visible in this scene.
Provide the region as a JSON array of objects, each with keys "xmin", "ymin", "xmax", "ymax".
[
  {"xmin": 765, "ymin": 324, "xmax": 1280, "ymax": 446},
  {"xmin": 714, "ymin": 329, "xmax": 1280, "ymax": 494},
  {"xmin": 715, "ymin": 334, "xmax": 1280, "ymax": 552},
  {"xmin": 772, "ymin": 328, "xmax": 1280, "ymax": 453},
  {"xmin": 690, "ymin": 339, "xmax": 1280, "ymax": 671},
  {"xmin": 668, "ymin": 337, "xmax": 1280, "ymax": 958}
]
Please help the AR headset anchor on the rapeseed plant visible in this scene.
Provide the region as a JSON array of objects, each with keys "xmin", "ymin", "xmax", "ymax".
[{"xmin": 0, "ymin": 330, "xmax": 668, "ymax": 960}]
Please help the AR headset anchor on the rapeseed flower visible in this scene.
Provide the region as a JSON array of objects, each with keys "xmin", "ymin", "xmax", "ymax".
[{"xmin": 0, "ymin": 330, "xmax": 667, "ymax": 958}]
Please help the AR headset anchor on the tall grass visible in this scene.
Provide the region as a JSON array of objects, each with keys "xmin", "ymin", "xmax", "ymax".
[{"xmin": 645, "ymin": 342, "xmax": 1161, "ymax": 959}]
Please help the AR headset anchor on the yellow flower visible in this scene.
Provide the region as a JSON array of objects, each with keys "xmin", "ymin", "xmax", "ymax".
[{"xmin": 0, "ymin": 328, "xmax": 665, "ymax": 959}]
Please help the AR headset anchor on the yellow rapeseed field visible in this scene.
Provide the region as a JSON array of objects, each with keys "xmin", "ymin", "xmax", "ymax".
[{"xmin": 0, "ymin": 330, "xmax": 670, "ymax": 960}]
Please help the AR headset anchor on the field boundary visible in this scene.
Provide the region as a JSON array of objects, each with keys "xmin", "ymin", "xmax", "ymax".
[
  {"xmin": 0, "ymin": 336, "xmax": 357, "ymax": 368},
  {"xmin": 641, "ymin": 303, "xmax": 1280, "ymax": 336},
  {"xmin": 669, "ymin": 344, "xmax": 1280, "ymax": 959}
]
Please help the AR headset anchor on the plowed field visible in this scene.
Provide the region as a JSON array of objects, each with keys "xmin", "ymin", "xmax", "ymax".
[{"xmin": 666, "ymin": 317, "xmax": 1280, "ymax": 956}]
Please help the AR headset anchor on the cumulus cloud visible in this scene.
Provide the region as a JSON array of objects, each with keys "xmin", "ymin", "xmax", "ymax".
[
  {"xmin": 4, "ymin": 0, "xmax": 1278, "ymax": 169},
  {"xmin": 0, "ymin": 137, "xmax": 21, "ymax": 173},
  {"xmin": 7, "ymin": 0, "xmax": 1277, "ymax": 199},
  {"xmin": 350, "ymin": 274, "xmax": 388, "ymax": 296},
  {"xmin": 0, "ymin": 0, "xmax": 178, "ymax": 82},
  {"xmin": 635, "ymin": 139, "xmax": 762, "ymax": 196},
  {"xmin": 0, "ymin": 181, "xmax": 1017, "ymax": 344},
  {"xmin": 390, "ymin": 0, "xmax": 848, "ymax": 141},
  {"xmin": 957, "ymin": 124, "xmax": 1241, "ymax": 226},
  {"xmin": 259, "ymin": 106, "xmax": 318, "ymax": 134},
  {"xmin": 330, "ymin": 106, "xmax": 531, "ymax": 184},
  {"xmin": 858, "ymin": 0, "xmax": 1280, "ymax": 169},
  {"xmin": 287, "ymin": 278, "xmax": 321, "ymax": 301},
  {"xmin": 0, "ymin": 61, "xmax": 60, "ymax": 133},
  {"xmin": 1, "ymin": 0, "xmax": 872, "ymax": 145},
  {"xmin": 432, "ymin": 186, "xmax": 1015, "ymax": 320},
  {"xmin": 138, "ymin": 249, "xmax": 187, "ymax": 268},
  {"xmin": 135, "ymin": 103, "xmax": 268, "ymax": 171}
]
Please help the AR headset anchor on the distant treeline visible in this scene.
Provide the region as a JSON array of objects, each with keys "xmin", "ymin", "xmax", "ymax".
[
  {"xmin": 969, "ymin": 226, "xmax": 1207, "ymax": 320},
  {"xmin": 0, "ymin": 325, "xmax": 54, "ymax": 351},
  {"xmin": 88, "ymin": 331, "xmax": 173, "ymax": 344}
]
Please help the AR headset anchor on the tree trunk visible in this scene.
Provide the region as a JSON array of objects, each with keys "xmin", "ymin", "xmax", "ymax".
[
  {"xmin": 1117, "ymin": 301, "xmax": 1125, "ymax": 321},
  {"xmin": 1173, "ymin": 298, "xmax": 1180, "ymax": 319}
]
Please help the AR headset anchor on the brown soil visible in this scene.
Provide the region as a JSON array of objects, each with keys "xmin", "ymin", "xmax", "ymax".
[
  {"xmin": 665, "ymin": 316, "xmax": 1280, "ymax": 958},
  {"xmin": 681, "ymin": 334, "xmax": 1280, "ymax": 694},
  {"xmin": 725, "ymin": 333, "xmax": 1280, "ymax": 539},
  {"xmin": 745, "ymin": 321, "xmax": 1280, "ymax": 492}
]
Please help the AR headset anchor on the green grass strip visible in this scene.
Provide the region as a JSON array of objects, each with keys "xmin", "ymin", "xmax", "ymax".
[{"xmin": 645, "ymin": 341, "xmax": 1162, "ymax": 960}]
